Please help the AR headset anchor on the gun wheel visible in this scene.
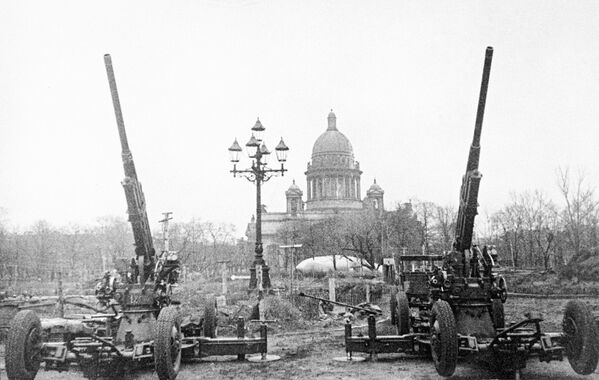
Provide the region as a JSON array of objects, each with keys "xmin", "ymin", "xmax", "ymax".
[
  {"xmin": 563, "ymin": 300, "xmax": 598, "ymax": 375},
  {"xmin": 395, "ymin": 290, "xmax": 410, "ymax": 335},
  {"xmin": 390, "ymin": 287, "xmax": 398, "ymax": 325},
  {"xmin": 155, "ymin": 306, "xmax": 182, "ymax": 380},
  {"xmin": 6, "ymin": 310, "xmax": 42, "ymax": 380},
  {"xmin": 430, "ymin": 300, "xmax": 458, "ymax": 377},
  {"xmin": 204, "ymin": 296, "xmax": 217, "ymax": 338}
]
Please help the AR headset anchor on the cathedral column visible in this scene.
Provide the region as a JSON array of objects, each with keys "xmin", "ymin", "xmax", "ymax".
[
  {"xmin": 332, "ymin": 176, "xmax": 337, "ymax": 199},
  {"xmin": 345, "ymin": 176, "xmax": 350, "ymax": 198},
  {"xmin": 319, "ymin": 177, "xmax": 323, "ymax": 199},
  {"xmin": 357, "ymin": 177, "xmax": 361, "ymax": 200},
  {"xmin": 307, "ymin": 178, "xmax": 311, "ymax": 200},
  {"xmin": 316, "ymin": 178, "xmax": 319, "ymax": 199}
]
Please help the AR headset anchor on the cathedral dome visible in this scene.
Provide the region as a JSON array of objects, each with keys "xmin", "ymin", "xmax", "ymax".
[
  {"xmin": 305, "ymin": 111, "xmax": 363, "ymax": 211},
  {"xmin": 311, "ymin": 110, "xmax": 354, "ymax": 159}
]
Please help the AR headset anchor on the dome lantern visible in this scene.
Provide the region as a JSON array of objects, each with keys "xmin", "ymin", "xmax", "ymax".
[{"xmin": 327, "ymin": 109, "xmax": 337, "ymax": 131}]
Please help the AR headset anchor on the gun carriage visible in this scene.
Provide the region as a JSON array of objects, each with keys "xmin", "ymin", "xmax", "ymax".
[
  {"xmin": 324, "ymin": 47, "xmax": 599, "ymax": 379},
  {"xmin": 5, "ymin": 55, "xmax": 271, "ymax": 380}
]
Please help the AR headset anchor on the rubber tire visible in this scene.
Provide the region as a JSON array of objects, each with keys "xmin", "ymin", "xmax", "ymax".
[
  {"xmin": 203, "ymin": 296, "xmax": 217, "ymax": 338},
  {"xmin": 390, "ymin": 287, "xmax": 398, "ymax": 325},
  {"xmin": 154, "ymin": 306, "xmax": 182, "ymax": 380},
  {"xmin": 6, "ymin": 310, "xmax": 42, "ymax": 380},
  {"xmin": 491, "ymin": 299, "xmax": 505, "ymax": 329},
  {"xmin": 563, "ymin": 300, "xmax": 599, "ymax": 375},
  {"xmin": 430, "ymin": 300, "xmax": 458, "ymax": 377},
  {"xmin": 395, "ymin": 291, "xmax": 410, "ymax": 335}
]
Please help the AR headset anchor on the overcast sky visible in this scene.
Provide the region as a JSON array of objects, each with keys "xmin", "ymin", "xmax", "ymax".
[{"xmin": 1, "ymin": 1, "xmax": 598, "ymax": 237}]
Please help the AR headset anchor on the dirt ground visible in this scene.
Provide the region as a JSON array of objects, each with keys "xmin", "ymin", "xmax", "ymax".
[{"xmin": 1, "ymin": 296, "xmax": 598, "ymax": 380}]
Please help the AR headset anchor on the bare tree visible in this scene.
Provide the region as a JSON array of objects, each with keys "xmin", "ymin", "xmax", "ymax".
[
  {"xmin": 58, "ymin": 223, "xmax": 89, "ymax": 275},
  {"xmin": 95, "ymin": 216, "xmax": 131, "ymax": 273},
  {"xmin": 172, "ymin": 218, "xmax": 207, "ymax": 271},
  {"xmin": 385, "ymin": 202, "xmax": 422, "ymax": 255},
  {"xmin": 434, "ymin": 205, "xmax": 456, "ymax": 252},
  {"xmin": 413, "ymin": 200, "xmax": 436, "ymax": 254},
  {"xmin": 29, "ymin": 220, "xmax": 59, "ymax": 279},
  {"xmin": 557, "ymin": 167, "xmax": 598, "ymax": 259},
  {"xmin": 491, "ymin": 204, "xmax": 524, "ymax": 268},
  {"xmin": 339, "ymin": 211, "xmax": 382, "ymax": 270},
  {"xmin": 517, "ymin": 190, "xmax": 559, "ymax": 270},
  {"xmin": 277, "ymin": 217, "xmax": 336, "ymax": 269},
  {"xmin": 205, "ymin": 222, "xmax": 236, "ymax": 273}
]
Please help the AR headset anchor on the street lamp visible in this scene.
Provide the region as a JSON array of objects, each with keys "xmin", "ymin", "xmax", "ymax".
[{"xmin": 228, "ymin": 118, "xmax": 289, "ymax": 291}]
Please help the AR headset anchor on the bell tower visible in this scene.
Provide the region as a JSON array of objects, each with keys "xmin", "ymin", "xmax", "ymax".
[
  {"xmin": 285, "ymin": 180, "xmax": 304, "ymax": 216},
  {"xmin": 365, "ymin": 179, "xmax": 385, "ymax": 215}
]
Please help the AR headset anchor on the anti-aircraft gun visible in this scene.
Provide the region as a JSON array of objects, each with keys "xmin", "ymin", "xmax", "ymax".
[
  {"xmin": 342, "ymin": 47, "xmax": 599, "ymax": 379},
  {"xmin": 410, "ymin": 47, "xmax": 598, "ymax": 378},
  {"xmin": 5, "ymin": 55, "xmax": 274, "ymax": 380},
  {"xmin": 5, "ymin": 55, "xmax": 184, "ymax": 380},
  {"xmin": 424, "ymin": 46, "xmax": 511, "ymax": 375},
  {"xmin": 428, "ymin": 47, "xmax": 505, "ymax": 325}
]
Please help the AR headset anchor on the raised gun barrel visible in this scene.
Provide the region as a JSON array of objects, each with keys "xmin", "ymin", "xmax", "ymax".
[
  {"xmin": 453, "ymin": 47, "xmax": 493, "ymax": 256},
  {"xmin": 104, "ymin": 54, "xmax": 156, "ymax": 284},
  {"xmin": 298, "ymin": 292, "xmax": 382, "ymax": 316}
]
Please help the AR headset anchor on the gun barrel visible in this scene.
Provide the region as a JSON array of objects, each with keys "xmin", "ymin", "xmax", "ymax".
[
  {"xmin": 104, "ymin": 54, "xmax": 137, "ymax": 179},
  {"xmin": 104, "ymin": 55, "xmax": 129, "ymax": 152},
  {"xmin": 466, "ymin": 46, "xmax": 493, "ymax": 173},
  {"xmin": 454, "ymin": 47, "xmax": 494, "ymax": 256},
  {"xmin": 298, "ymin": 292, "xmax": 382, "ymax": 315},
  {"xmin": 103, "ymin": 54, "xmax": 155, "ymax": 284}
]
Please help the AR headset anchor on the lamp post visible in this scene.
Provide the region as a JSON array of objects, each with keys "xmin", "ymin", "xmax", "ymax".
[{"xmin": 229, "ymin": 118, "xmax": 289, "ymax": 291}]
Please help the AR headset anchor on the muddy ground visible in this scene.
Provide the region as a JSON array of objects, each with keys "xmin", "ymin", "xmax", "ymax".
[{"xmin": 1, "ymin": 295, "xmax": 598, "ymax": 379}]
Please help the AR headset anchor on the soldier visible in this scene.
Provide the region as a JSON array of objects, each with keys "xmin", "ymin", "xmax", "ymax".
[{"xmin": 469, "ymin": 245, "xmax": 482, "ymax": 278}]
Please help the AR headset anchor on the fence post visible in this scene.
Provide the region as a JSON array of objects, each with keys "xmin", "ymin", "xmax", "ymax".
[
  {"xmin": 221, "ymin": 262, "xmax": 228, "ymax": 295},
  {"xmin": 57, "ymin": 271, "xmax": 64, "ymax": 318},
  {"xmin": 329, "ymin": 278, "xmax": 336, "ymax": 302}
]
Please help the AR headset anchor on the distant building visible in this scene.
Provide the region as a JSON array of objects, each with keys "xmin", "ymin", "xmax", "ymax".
[{"xmin": 245, "ymin": 111, "xmax": 384, "ymax": 270}]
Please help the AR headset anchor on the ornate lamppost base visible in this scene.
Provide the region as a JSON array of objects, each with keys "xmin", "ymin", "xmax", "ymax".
[{"xmin": 249, "ymin": 264, "xmax": 271, "ymax": 292}]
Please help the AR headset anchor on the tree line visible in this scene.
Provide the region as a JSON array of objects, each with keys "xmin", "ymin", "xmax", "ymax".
[
  {"xmin": 0, "ymin": 215, "xmax": 246, "ymax": 285},
  {"xmin": 1, "ymin": 167, "xmax": 596, "ymax": 286},
  {"xmin": 489, "ymin": 168, "xmax": 598, "ymax": 278},
  {"xmin": 275, "ymin": 168, "xmax": 599, "ymax": 277}
]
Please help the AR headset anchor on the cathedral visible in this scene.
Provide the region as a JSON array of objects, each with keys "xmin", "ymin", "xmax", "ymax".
[{"xmin": 246, "ymin": 111, "xmax": 385, "ymax": 269}]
